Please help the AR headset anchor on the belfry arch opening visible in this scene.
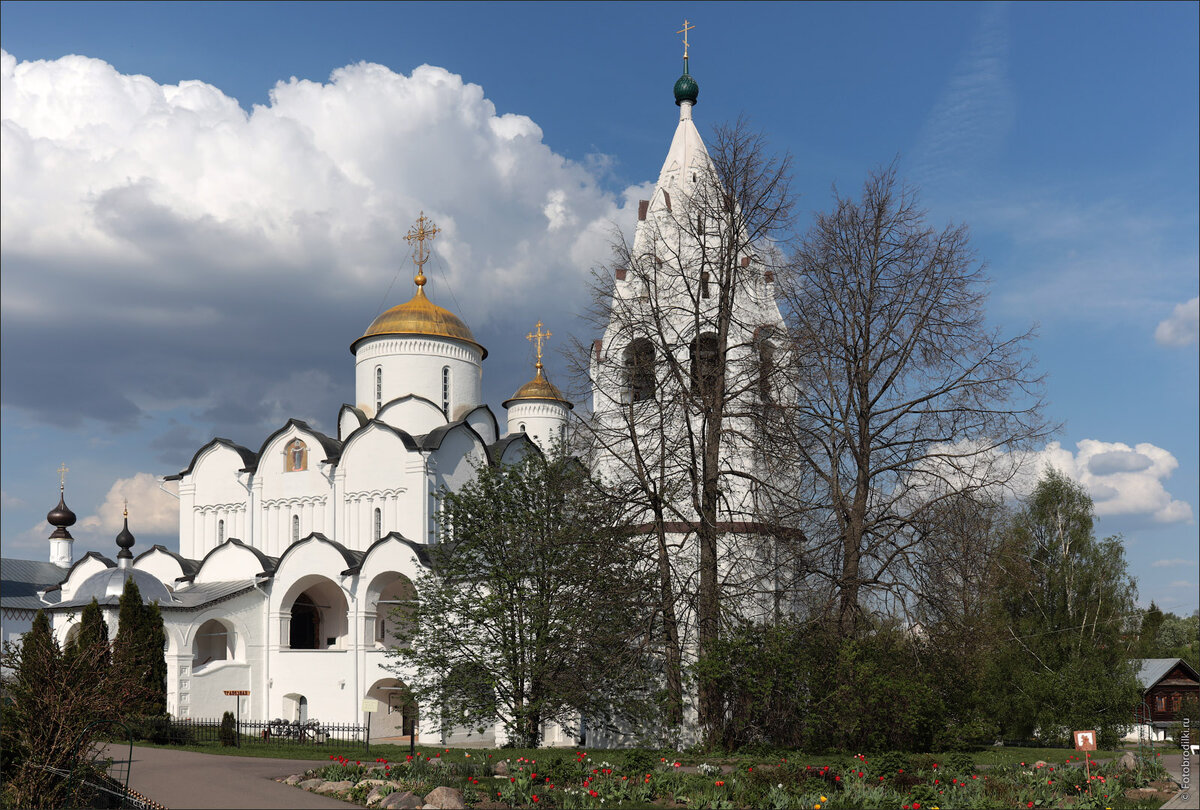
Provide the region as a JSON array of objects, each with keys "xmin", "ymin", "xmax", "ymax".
[
  {"xmin": 623, "ymin": 339, "xmax": 656, "ymax": 403},
  {"xmin": 689, "ymin": 332, "xmax": 720, "ymax": 395}
]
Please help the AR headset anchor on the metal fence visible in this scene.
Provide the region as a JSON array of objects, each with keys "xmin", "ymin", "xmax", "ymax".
[{"xmin": 162, "ymin": 716, "xmax": 367, "ymax": 750}]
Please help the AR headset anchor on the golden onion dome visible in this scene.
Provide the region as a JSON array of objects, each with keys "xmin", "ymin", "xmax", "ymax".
[
  {"xmin": 503, "ymin": 368, "xmax": 573, "ymax": 409},
  {"xmin": 351, "ymin": 287, "xmax": 487, "ymax": 358}
]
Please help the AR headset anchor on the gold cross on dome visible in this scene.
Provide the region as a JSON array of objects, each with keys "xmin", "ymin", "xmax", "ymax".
[
  {"xmin": 404, "ymin": 212, "xmax": 440, "ymax": 287},
  {"xmin": 677, "ymin": 19, "xmax": 695, "ymax": 59},
  {"xmin": 527, "ymin": 321, "xmax": 552, "ymax": 370},
  {"xmin": 57, "ymin": 463, "xmax": 69, "ymax": 490}
]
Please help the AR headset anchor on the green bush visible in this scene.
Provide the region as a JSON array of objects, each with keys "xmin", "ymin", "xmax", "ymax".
[
  {"xmin": 621, "ymin": 748, "xmax": 660, "ymax": 776},
  {"xmin": 218, "ymin": 711, "xmax": 237, "ymax": 747},
  {"xmin": 941, "ymin": 751, "xmax": 975, "ymax": 775},
  {"xmin": 868, "ymin": 750, "xmax": 908, "ymax": 777}
]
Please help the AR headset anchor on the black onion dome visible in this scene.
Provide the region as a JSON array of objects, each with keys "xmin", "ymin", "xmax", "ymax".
[
  {"xmin": 48, "ymin": 492, "xmax": 77, "ymax": 540},
  {"xmin": 115, "ymin": 516, "xmax": 135, "ymax": 560},
  {"xmin": 47, "ymin": 493, "xmax": 77, "ymax": 528}
]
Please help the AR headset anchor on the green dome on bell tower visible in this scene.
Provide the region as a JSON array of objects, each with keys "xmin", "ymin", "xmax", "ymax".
[
  {"xmin": 674, "ymin": 71, "xmax": 699, "ymax": 106},
  {"xmin": 673, "ymin": 18, "xmax": 699, "ymax": 106}
]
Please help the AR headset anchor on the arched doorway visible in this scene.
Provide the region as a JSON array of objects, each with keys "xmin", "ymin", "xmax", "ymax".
[{"xmin": 365, "ymin": 678, "xmax": 417, "ymax": 741}]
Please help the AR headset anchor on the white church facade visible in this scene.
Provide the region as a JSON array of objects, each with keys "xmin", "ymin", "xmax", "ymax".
[{"xmin": 2, "ymin": 48, "xmax": 782, "ymax": 746}]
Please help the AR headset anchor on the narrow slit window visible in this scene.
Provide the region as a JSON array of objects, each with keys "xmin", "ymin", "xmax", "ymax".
[
  {"xmin": 701, "ymin": 271, "xmax": 710, "ymax": 298},
  {"xmin": 441, "ymin": 367, "xmax": 451, "ymax": 417},
  {"xmin": 217, "ymin": 519, "xmax": 225, "ymax": 544},
  {"xmin": 374, "ymin": 507, "xmax": 382, "ymax": 542},
  {"xmin": 292, "ymin": 514, "xmax": 300, "ymax": 542},
  {"xmin": 375, "ymin": 366, "xmax": 383, "ymax": 412}
]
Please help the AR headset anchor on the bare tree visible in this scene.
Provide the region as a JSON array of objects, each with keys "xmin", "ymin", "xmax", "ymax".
[
  {"xmin": 570, "ymin": 119, "xmax": 796, "ymax": 741},
  {"xmin": 773, "ymin": 166, "xmax": 1053, "ymax": 637}
]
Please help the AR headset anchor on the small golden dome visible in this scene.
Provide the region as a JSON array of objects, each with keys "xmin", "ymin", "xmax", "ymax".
[
  {"xmin": 504, "ymin": 368, "xmax": 573, "ymax": 409},
  {"xmin": 352, "ymin": 287, "xmax": 487, "ymax": 358}
]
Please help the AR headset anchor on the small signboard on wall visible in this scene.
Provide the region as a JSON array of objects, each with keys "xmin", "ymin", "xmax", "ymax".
[{"xmin": 1073, "ymin": 730, "xmax": 1097, "ymax": 751}]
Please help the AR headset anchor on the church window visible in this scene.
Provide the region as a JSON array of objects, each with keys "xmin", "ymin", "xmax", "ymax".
[
  {"xmin": 375, "ymin": 366, "xmax": 383, "ymax": 412},
  {"xmin": 292, "ymin": 514, "xmax": 300, "ymax": 542},
  {"xmin": 217, "ymin": 519, "xmax": 225, "ymax": 544},
  {"xmin": 374, "ymin": 507, "xmax": 382, "ymax": 542},
  {"xmin": 689, "ymin": 333, "xmax": 720, "ymax": 396},
  {"xmin": 701, "ymin": 271, "xmax": 710, "ymax": 298},
  {"xmin": 519, "ymin": 423, "xmax": 526, "ymax": 433},
  {"xmin": 623, "ymin": 339, "xmax": 656, "ymax": 403},
  {"xmin": 285, "ymin": 439, "xmax": 307, "ymax": 472},
  {"xmin": 441, "ymin": 367, "xmax": 451, "ymax": 417}
]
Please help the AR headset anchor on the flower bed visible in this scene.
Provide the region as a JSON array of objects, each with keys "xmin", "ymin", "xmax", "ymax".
[{"xmin": 277, "ymin": 748, "xmax": 1178, "ymax": 809}]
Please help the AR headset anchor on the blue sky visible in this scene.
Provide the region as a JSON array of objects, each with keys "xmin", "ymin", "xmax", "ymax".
[{"xmin": 2, "ymin": 1, "xmax": 1197, "ymax": 614}]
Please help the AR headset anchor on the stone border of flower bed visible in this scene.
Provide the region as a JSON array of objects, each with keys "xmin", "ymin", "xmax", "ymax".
[{"xmin": 277, "ymin": 768, "xmax": 466, "ymax": 809}]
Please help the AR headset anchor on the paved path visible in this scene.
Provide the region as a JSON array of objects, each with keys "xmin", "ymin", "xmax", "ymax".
[
  {"xmin": 1161, "ymin": 752, "xmax": 1199, "ymax": 810},
  {"xmin": 104, "ymin": 745, "xmax": 358, "ymax": 809}
]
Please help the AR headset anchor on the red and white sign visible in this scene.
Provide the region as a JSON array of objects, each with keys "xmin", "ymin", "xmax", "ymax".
[{"xmin": 1073, "ymin": 730, "xmax": 1097, "ymax": 751}]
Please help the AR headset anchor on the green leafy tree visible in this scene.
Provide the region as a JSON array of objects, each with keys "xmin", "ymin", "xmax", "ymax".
[
  {"xmin": 988, "ymin": 469, "xmax": 1140, "ymax": 747},
  {"xmin": 1148, "ymin": 611, "xmax": 1199, "ymax": 666},
  {"xmin": 391, "ymin": 451, "xmax": 655, "ymax": 747},
  {"xmin": 111, "ymin": 578, "xmax": 168, "ymax": 718}
]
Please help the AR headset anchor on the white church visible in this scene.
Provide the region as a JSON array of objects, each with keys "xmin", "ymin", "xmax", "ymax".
[{"xmin": 2, "ymin": 47, "xmax": 784, "ymax": 746}]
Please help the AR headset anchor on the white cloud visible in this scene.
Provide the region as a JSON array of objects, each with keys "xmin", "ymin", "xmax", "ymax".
[
  {"xmin": 1, "ymin": 490, "xmax": 23, "ymax": 509},
  {"xmin": 1155, "ymin": 296, "xmax": 1199, "ymax": 346},
  {"xmin": 912, "ymin": 2, "xmax": 1014, "ymax": 189},
  {"xmin": 909, "ymin": 437, "xmax": 1193, "ymax": 526},
  {"xmin": 0, "ymin": 51, "xmax": 634, "ymax": 435},
  {"xmin": 79, "ymin": 473, "xmax": 178, "ymax": 538},
  {"xmin": 1153, "ymin": 558, "xmax": 1195, "ymax": 568},
  {"xmin": 1018, "ymin": 439, "xmax": 1192, "ymax": 524}
]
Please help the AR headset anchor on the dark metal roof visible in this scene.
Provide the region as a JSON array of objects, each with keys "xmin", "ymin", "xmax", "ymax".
[
  {"xmin": 163, "ymin": 580, "xmax": 259, "ymax": 610},
  {"xmin": 134, "ymin": 544, "xmax": 201, "ymax": 577},
  {"xmin": 337, "ymin": 404, "xmax": 368, "ymax": 440},
  {"xmin": 167, "ymin": 437, "xmax": 257, "ymax": 481},
  {"xmin": 487, "ymin": 433, "xmax": 539, "ymax": 465},
  {"xmin": 252, "ymin": 419, "xmax": 342, "ymax": 471},
  {"xmin": 342, "ymin": 532, "xmax": 432, "ymax": 573},
  {"xmin": 341, "ymin": 419, "xmax": 421, "ymax": 454},
  {"xmin": 1137, "ymin": 658, "xmax": 1200, "ymax": 690},
  {"xmin": 184, "ymin": 538, "xmax": 278, "ymax": 583},
  {"xmin": 0, "ymin": 557, "xmax": 68, "ymax": 610},
  {"xmin": 418, "ymin": 421, "xmax": 488, "ymax": 453},
  {"xmin": 275, "ymin": 532, "xmax": 361, "ymax": 572}
]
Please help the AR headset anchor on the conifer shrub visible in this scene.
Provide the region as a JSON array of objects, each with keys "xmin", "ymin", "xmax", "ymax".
[{"xmin": 219, "ymin": 711, "xmax": 238, "ymax": 747}]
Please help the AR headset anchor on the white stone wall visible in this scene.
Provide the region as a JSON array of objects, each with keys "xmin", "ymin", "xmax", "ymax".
[
  {"xmin": 354, "ymin": 336, "xmax": 482, "ymax": 420},
  {"xmin": 505, "ymin": 400, "xmax": 569, "ymax": 453}
]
